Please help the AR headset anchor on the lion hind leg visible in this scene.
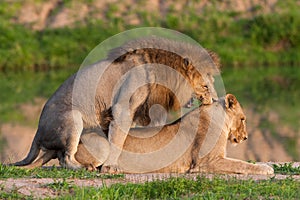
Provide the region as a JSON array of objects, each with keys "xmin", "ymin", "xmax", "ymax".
[
  {"xmin": 62, "ymin": 136, "xmax": 83, "ymax": 170},
  {"xmin": 60, "ymin": 110, "xmax": 84, "ymax": 170}
]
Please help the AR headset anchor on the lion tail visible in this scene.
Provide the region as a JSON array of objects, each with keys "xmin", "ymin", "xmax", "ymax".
[
  {"xmin": 12, "ymin": 131, "xmax": 41, "ymax": 166},
  {"xmin": 21, "ymin": 150, "xmax": 57, "ymax": 169}
]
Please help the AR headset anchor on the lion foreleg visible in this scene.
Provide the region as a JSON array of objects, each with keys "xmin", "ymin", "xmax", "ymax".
[
  {"xmin": 196, "ymin": 157, "xmax": 274, "ymax": 175},
  {"xmin": 63, "ymin": 135, "xmax": 82, "ymax": 169},
  {"xmin": 101, "ymin": 121, "xmax": 128, "ymax": 173}
]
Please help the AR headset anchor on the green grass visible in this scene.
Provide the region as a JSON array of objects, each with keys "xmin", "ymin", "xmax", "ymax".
[
  {"xmin": 0, "ymin": 165, "xmax": 299, "ymax": 199},
  {"xmin": 0, "ymin": 162, "xmax": 299, "ymax": 179},
  {"xmin": 76, "ymin": 177, "xmax": 300, "ymax": 199},
  {"xmin": 273, "ymin": 163, "xmax": 300, "ymax": 175},
  {"xmin": 0, "ymin": 164, "xmax": 123, "ymax": 179},
  {"xmin": 0, "ymin": 0, "xmax": 299, "ymax": 71},
  {"xmin": 1, "ymin": 175, "xmax": 299, "ymax": 199},
  {"xmin": 0, "ymin": 163, "xmax": 299, "ymax": 199},
  {"xmin": 0, "ymin": 188, "xmax": 27, "ymax": 200}
]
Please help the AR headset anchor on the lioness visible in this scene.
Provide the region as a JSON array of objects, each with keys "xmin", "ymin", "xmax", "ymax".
[
  {"xmin": 21, "ymin": 94, "xmax": 274, "ymax": 175},
  {"xmin": 12, "ymin": 36, "xmax": 220, "ymax": 172}
]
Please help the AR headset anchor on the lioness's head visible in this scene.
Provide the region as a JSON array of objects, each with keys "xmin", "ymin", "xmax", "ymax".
[{"xmin": 224, "ymin": 94, "xmax": 248, "ymax": 144}]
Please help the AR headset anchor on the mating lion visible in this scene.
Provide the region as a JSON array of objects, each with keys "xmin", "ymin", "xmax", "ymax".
[
  {"xmin": 20, "ymin": 94, "xmax": 274, "ymax": 175},
  {"xmin": 12, "ymin": 36, "xmax": 220, "ymax": 172}
]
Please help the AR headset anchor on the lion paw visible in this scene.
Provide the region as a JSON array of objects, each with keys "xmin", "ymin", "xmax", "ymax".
[
  {"xmin": 101, "ymin": 165, "xmax": 122, "ymax": 174},
  {"xmin": 60, "ymin": 156, "xmax": 83, "ymax": 170},
  {"xmin": 259, "ymin": 164, "xmax": 274, "ymax": 175}
]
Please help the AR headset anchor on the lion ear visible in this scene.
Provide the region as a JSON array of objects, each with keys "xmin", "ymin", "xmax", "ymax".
[
  {"xmin": 206, "ymin": 49, "xmax": 221, "ymax": 70},
  {"xmin": 183, "ymin": 57, "xmax": 190, "ymax": 66},
  {"xmin": 183, "ymin": 57, "xmax": 192, "ymax": 70},
  {"xmin": 183, "ymin": 57, "xmax": 195, "ymax": 77},
  {"xmin": 225, "ymin": 94, "xmax": 237, "ymax": 109}
]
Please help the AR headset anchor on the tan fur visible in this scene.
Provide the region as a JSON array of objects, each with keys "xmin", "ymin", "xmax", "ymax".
[
  {"xmin": 27, "ymin": 94, "xmax": 273, "ymax": 175},
  {"xmin": 11, "ymin": 36, "xmax": 220, "ymax": 171},
  {"xmin": 19, "ymin": 132, "xmax": 109, "ymax": 171},
  {"xmin": 99, "ymin": 37, "xmax": 220, "ymax": 172},
  {"xmin": 116, "ymin": 94, "xmax": 273, "ymax": 174},
  {"xmin": 19, "ymin": 143, "xmax": 101, "ymax": 171}
]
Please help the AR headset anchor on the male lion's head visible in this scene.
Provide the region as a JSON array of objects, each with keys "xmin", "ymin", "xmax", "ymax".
[
  {"xmin": 182, "ymin": 50, "xmax": 221, "ymax": 105},
  {"xmin": 224, "ymin": 94, "xmax": 248, "ymax": 144},
  {"xmin": 108, "ymin": 37, "xmax": 221, "ymax": 106}
]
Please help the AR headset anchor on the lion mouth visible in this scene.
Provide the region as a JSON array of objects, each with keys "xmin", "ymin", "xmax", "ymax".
[
  {"xmin": 229, "ymin": 133, "xmax": 248, "ymax": 145},
  {"xmin": 228, "ymin": 131, "xmax": 242, "ymax": 144},
  {"xmin": 230, "ymin": 138, "xmax": 240, "ymax": 145}
]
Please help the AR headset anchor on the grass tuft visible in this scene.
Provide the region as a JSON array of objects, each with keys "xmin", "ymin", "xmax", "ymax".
[{"xmin": 273, "ymin": 163, "xmax": 300, "ymax": 175}]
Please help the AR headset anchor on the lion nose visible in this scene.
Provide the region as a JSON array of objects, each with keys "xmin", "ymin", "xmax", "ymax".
[{"xmin": 243, "ymin": 136, "xmax": 248, "ymax": 141}]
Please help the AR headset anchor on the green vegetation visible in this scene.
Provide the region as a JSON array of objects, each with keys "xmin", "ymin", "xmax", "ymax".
[
  {"xmin": 273, "ymin": 163, "xmax": 300, "ymax": 175},
  {"xmin": 0, "ymin": 172, "xmax": 299, "ymax": 199},
  {"xmin": 0, "ymin": 163, "xmax": 299, "ymax": 199},
  {"xmin": 0, "ymin": 0, "xmax": 299, "ymax": 198},
  {"xmin": 0, "ymin": 164, "xmax": 299, "ymax": 199},
  {"xmin": 0, "ymin": 162, "xmax": 299, "ymax": 179},
  {"xmin": 66, "ymin": 177, "xmax": 300, "ymax": 199},
  {"xmin": 0, "ymin": 189, "xmax": 26, "ymax": 200},
  {"xmin": 0, "ymin": 0, "xmax": 299, "ymax": 71},
  {"xmin": 0, "ymin": 164, "xmax": 123, "ymax": 179}
]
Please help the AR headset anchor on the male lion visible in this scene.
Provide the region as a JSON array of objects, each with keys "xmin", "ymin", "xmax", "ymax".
[
  {"xmin": 12, "ymin": 36, "xmax": 220, "ymax": 172},
  {"xmin": 21, "ymin": 94, "xmax": 274, "ymax": 175}
]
